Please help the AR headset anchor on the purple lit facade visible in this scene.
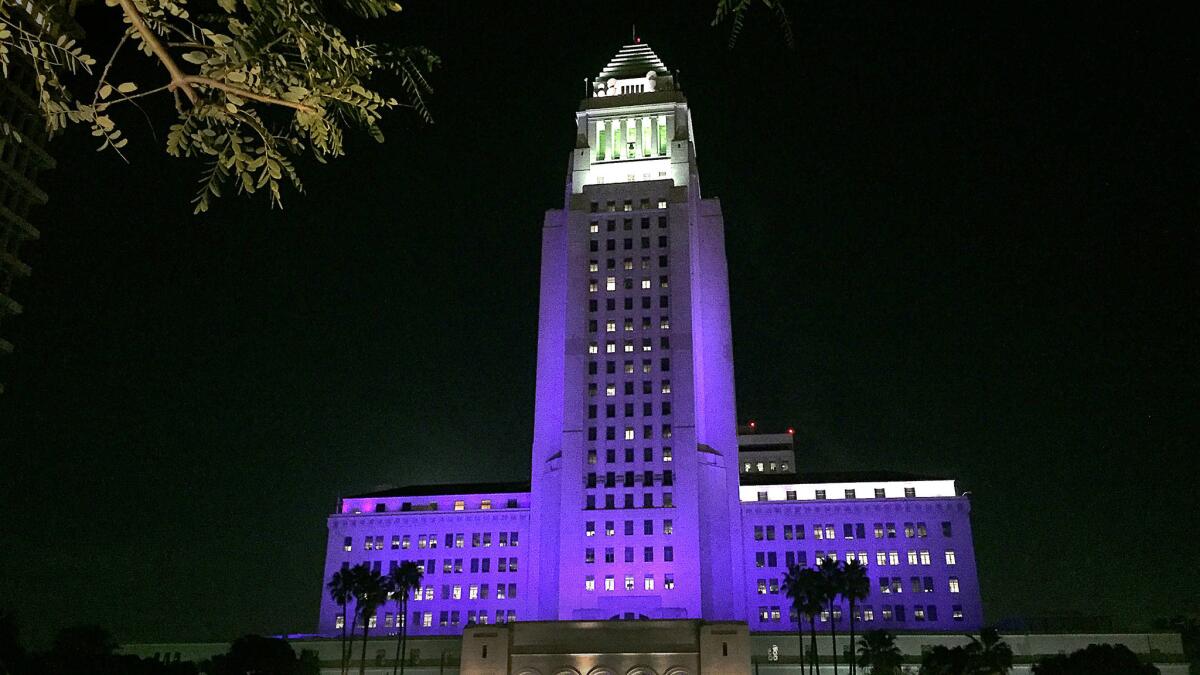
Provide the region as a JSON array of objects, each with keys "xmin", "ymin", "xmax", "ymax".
[{"xmin": 317, "ymin": 43, "xmax": 983, "ymax": 638}]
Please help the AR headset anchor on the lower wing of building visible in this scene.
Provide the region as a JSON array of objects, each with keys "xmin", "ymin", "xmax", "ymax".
[{"xmin": 318, "ymin": 472, "xmax": 983, "ymax": 636}]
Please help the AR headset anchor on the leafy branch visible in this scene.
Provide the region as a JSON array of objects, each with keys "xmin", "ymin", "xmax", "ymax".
[{"xmin": 0, "ymin": 0, "xmax": 438, "ymax": 213}]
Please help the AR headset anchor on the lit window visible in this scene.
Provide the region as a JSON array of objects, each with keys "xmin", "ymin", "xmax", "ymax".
[
  {"xmin": 945, "ymin": 550, "xmax": 957, "ymax": 565},
  {"xmin": 585, "ymin": 575, "xmax": 595, "ymax": 591},
  {"xmin": 604, "ymin": 575, "xmax": 615, "ymax": 591},
  {"xmin": 469, "ymin": 584, "xmax": 479, "ymax": 599},
  {"xmin": 625, "ymin": 575, "xmax": 635, "ymax": 590},
  {"xmin": 606, "ymin": 384, "xmax": 616, "ymax": 396},
  {"xmin": 589, "ymin": 280, "xmax": 598, "ymax": 292},
  {"xmin": 757, "ymin": 579, "xmax": 767, "ymax": 594},
  {"xmin": 920, "ymin": 550, "xmax": 931, "ymax": 565},
  {"xmin": 889, "ymin": 551, "xmax": 900, "ymax": 566},
  {"xmin": 585, "ymin": 521, "xmax": 595, "ymax": 537},
  {"xmin": 452, "ymin": 585, "xmax": 462, "ymax": 600},
  {"xmin": 641, "ymin": 278, "xmax": 651, "ymax": 289},
  {"xmin": 624, "ymin": 341, "xmax": 634, "ymax": 353},
  {"xmin": 644, "ymin": 575, "xmax": 655, "ymax": 590},
  {"xmin": 606, "ymin": 277, "xmax": 616, "ymax": 291},
  {"xmin": 624, "ymin": 258, "xmax": 634, "ymax": 270},
  {"xmin": 624, "ymin": 427, "xmax": 635, "ymax": 440},
  {"xmin": 589, "ymin": 222, "xmax": 599, "ymax": 233},
  {"xmin": 664, "ymin": 574, "xmax": 675, "ymax": 589},
  {"xmin": 663, "ymin": 448, "xmax": 672, "ymax": 462},
  {"xmin": 589, "ymin": 342, "xmax": 598, "ymax": 354},
  {"xmin": 588, "ymin": 260, "xmax": 599, "ymax": 272},
  {"xmin": 606, "ymin": 341, "xmax": 616, "ymax": 353},
  {"xmin": 606, "ymin": 320, "xmax": 616, "ymax": 332},
  {"xmin": 335, "ymin": 614, "xmax": 345, "ymax": 629},
  {"xmin": 368, "ymin": 615, "xmax": 377, "ymax": 629},
  {"xmin": 877, "ymin": 551, "xmax": 887, "ymax": 566},
  {"xmin": 663, "ymin": 519, "xmax": 673, "ymax": 534},
  {"xmin": 343, "ymin": 537, "xmax": 352, "ymax": 552},
  {"xmin": 658, "ymin": 199, "xmax": 667, "ymax": 208},
  {"xmin": 908, "ymin": 551, "xmax": 919, "ymax": 565},
  {"xmin": 863, "ymin": 607, "xmax": 875, "ymax": 621},
  {"xmin": 422, "ymin": 612, "xmax": 432, "ymax": 628},
  {"xmin": 949, "ymin": 577, "xmax": 960, "ymax": 593}
]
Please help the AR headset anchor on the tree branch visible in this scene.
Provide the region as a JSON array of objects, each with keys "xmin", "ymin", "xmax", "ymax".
[
  {"xmin": 183, "ymin": 76, "xmax": 317, "ymax": 113},
  {"xmin": 114, "ymin": 0, "xmax": 198, "ymax": 105}
]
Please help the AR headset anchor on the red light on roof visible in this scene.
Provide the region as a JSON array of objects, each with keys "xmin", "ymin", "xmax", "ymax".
[
  {"xmin": 787, "ymin": 427, "xmax": 795, "ymax": 435},
  {"xmin": 748, "ymin": 420, "xmax": 756, "ymax": 428},
  {"xmin": 635, "ymin": 37, "xmax": 641, "ymax": 43}
]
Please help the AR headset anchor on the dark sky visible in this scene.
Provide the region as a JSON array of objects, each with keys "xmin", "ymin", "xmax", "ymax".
[{"xmin": 1, "ymin": 1, "xmax": 1196, "ymax": 646}]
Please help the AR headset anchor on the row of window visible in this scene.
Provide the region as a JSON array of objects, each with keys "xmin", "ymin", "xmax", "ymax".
[
  {"xmin": 347, "ymin": 531, "xmax": 519, "ymax": 552},
  {"xmin": 584, "ymin": 519, "xmax": 674, "ymax": 536},
  {"xmin": 757, "ymin": 604, "xmax": 963, "ymax": 624},
  {"xmin": 584, "ymin": 573, "xmax": 676, "ymax": 591},
  {"xmin": 588, "ymin": 336, "xmax": 670, "ymax": 353},
  {"xmin": 751, "ymin": 521, "xmax": 953, "ymax": 542},
  {"xmin": 587, "ymin": 423, "xmax": 673, "ymax": 441},
  {"xmin": 588, "ymin": 256, "xmax": 669, "ymax": 283},
  {"xmin": 588, "ymin": 237, "xmax": 667, "ymax": 253},
  {"xmin": 345, "ymin": 557, "xmax": 520, "ymax": 576},
  {"xmin": 588, "ymin": 401, "xmax": 672, "ymax": 418},
  {"xmin": 586, "ymin": 471, "xmax": 673, "ymax": 488},
  {"xmin": 588, "ymin": 351, "xmax": 671, "ymax": 376},
  {"xmin": 336, "ymin": 609, "xmax": 519, "ymax": 630},
  {"xmin": 755, "ymin": 487, "xmax": 922, "ymax": 501},
  {"xmin": 589, "ymin": 215, "xmax": 669, "ymax": 235},
  {"xmin": 585, "ymin": 492, "xmax": 674, "ymax": 509},
  {"xmin": 753, "ymin": 549, "xmax": 958, "ymax": 568},
  {"xmin": 588, "ymin": 447, "xmax": 673, "ymax": 464},
  {"xmin": 588, "ymin": 199, "xmax": 668, "ymax": 213},
  {"xmin": 584, "ymin": 546, "xmax": 675, "ymax": 563}
]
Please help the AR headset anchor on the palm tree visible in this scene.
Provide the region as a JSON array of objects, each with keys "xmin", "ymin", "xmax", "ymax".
[
  {"xmin": 797, "ymin": 567, "xmax": 826, "ymax": 675},
  {"xmin": 843, "ymin": 559, "xmax": 870, "ymax": 675},
  {"xmin": 352, "ymin": 566, "xmax": 389, "ymax": 675},
  {"xmin": 386, "ymin": 561, "xmax": 423, "ymax": 675},
  {"xmin": 818, "ymin": 557, "xmax": 846, "ymax": 675},
  {"xmin": 783, "ymin": 564, "xmax": 808, "ymax": 675},
  {"xmin": 327, "ymin": 568, "xmax": 355, "ymax": 675},
  {"xmin": 857, "ymin": 630, "xmax": 903, "ymax": 675},
  {"xmin": 965, "ymin": 627, "xmax": 1013, "ymax": 675}
]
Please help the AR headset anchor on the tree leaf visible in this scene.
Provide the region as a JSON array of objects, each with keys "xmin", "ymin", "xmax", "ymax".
[
  {"xmin": 116, "ymin": 82, "xmax": 138, "ymax": 93},
  {"xmin": 182, "ymin": 51, "xmax": 208, "ymax": 64},
  {"xmin": 99, "ymin": 84, "xmax": 113, "ymax": 99}
]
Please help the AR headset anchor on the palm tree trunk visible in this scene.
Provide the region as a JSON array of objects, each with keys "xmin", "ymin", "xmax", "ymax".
[
  {"xmin": 797, "ymin": 619, "xmax": 805, "ymax": 675},
  {"xmin": 810, "ymin": 618, "xmax": 819, "ymax": 675},
  {"xmin": 399, "ymin": 608, "xmax": 409, "ymax": 675},
  {"xmin": 848, "ymin": 600, "xmax": 856, "ymax": 675},
  {"xmin": 829, "ymin": 601, "xmax": 839, "ymax": 675},
  {"xmin": 393, "ymin": 597, "xmax": 407, "ymax": 675},
  {"xmin": 339, "ymin": 601, "xmax": 349, "ymax": 675},
  {"xmin": 359, "ymin": 617, "xmax": 370, "ymax": 675},
  {"xmin": 346, "ymin": 613, "xmax": 358, "ymax": 675}
]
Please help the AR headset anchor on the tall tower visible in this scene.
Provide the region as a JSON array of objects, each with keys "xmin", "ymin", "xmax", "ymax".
[{"xmin": 528, "ymin": 43, "xmax": 745, "ymax": 622}]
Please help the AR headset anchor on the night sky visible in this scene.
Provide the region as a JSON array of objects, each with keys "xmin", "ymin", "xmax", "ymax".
[{"xmin": 1, "ymin": 1, "xmax": 1196, "ymax": 646}]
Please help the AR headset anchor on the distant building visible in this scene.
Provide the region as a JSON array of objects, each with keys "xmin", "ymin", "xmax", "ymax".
[
  {"xmin": 737, "ymin": 429, "xmax": 796, "ymax": 475},
  {"xmin": 0, "ymin": 0, "xmax": 81, "ymax": 392},
  {"xmin": 317, "ymin": 42, "xmax": 985, "ymax": 650}
]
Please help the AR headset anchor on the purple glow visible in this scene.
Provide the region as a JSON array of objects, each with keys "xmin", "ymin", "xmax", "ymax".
[{"xmin": 316, "ymin": 44, "xmax": 984, "ymax": 637}]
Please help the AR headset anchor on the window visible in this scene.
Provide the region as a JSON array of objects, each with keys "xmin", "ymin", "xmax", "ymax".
[
  {"xmin": 585, "ymin": 575, "xmax": 595, "ymax": 591},
  {"xmin": 664, "ymin": 574, "xmax": 675, "ymax": 589},
  {"xmin": 585, "ymin": 548, "xmax": 595, "ymax": 564},
  {"xmin": 663, "ymin": 519, "xmax": 673, "ymax": 534},
  {"xmin": 335, "ymin": 614, "xmax": 345, "ymax": 629},
  {"xmin": 953, "ymin": 605, "xmax": 964, "ymax": 621},
  {"xmin": 606, "ymin": 277, "xmax": 616, "ymax": 291},
  {"xmin": 920, "ymin": 550, "xmax": 931, "ymax": 565},
  {"xmin": 908, "ymin": 550, "xmax": 919, "ymax": 565},
  {"xmin": 889, "ymin": 551, "xmax": 900, "ymax": 566},
  {"xmin": 585, "ymin": 521, "xmax": 595, "ymax": 537},
  {"xmin": 904, "ymin": 487, "xmax": 917, "ymax": 498},
  {"xmin": 945, "ymin": 550, "xmax": 957, "ymax": 565},
  {"xmin": 845, "ymin": 489, "xmax": 856, "ymax": 499},
  {"xmin": 942, "ymin": 521, "xmax": 953, "ymax": 537},
  {"xmin": 343, "ymin": 536, "xmax": 352, "ymax": 552},
  {"xmin": 949, "ymin": 576, "xmax": 960, "ymax": 593},
  {"xmin": 815, "ymin": 490, "xmax": 827, "ymax": 500},
  {"xmin": 757, "ymin": 491, "xmax": 768, "ymax": 502},
  {"xmin": 875, "ymin": 488, "xmax": 886, "ymax": 498},
  {"xmin": 877, "ymin": 551, "xmax": 887, "ymax": 566},
  {"xmin": 663, "ymin": 447, "xmax": 672, "ymax": 462},
  {"xmin": 658, "ymin": 199, "xmax": 667, "ymax": 208},
  {"xmin": 604, "ymin": 575, "xmax": 615, "ymax": 591}
]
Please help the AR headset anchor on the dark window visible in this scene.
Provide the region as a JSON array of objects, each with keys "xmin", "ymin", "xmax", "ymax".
[{"xmin": 589, "ymin": 240, "xmax": 598, "ymax": 252}]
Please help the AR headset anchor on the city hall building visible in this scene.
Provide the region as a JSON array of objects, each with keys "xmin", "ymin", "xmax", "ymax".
[{"xmin": 317, "ymin": 41, "xmax": 984, "ymax": 648}]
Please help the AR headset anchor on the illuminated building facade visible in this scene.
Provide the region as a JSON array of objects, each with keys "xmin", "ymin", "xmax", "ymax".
[{"xmin": 318, "ymin": 43, "xmax": 984, "ymax": 639}]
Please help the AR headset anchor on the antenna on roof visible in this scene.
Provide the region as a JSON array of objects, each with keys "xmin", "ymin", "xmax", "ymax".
[{"xmin": 632, "ymin": 24, "xmax": 639, "ymax": 43}]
